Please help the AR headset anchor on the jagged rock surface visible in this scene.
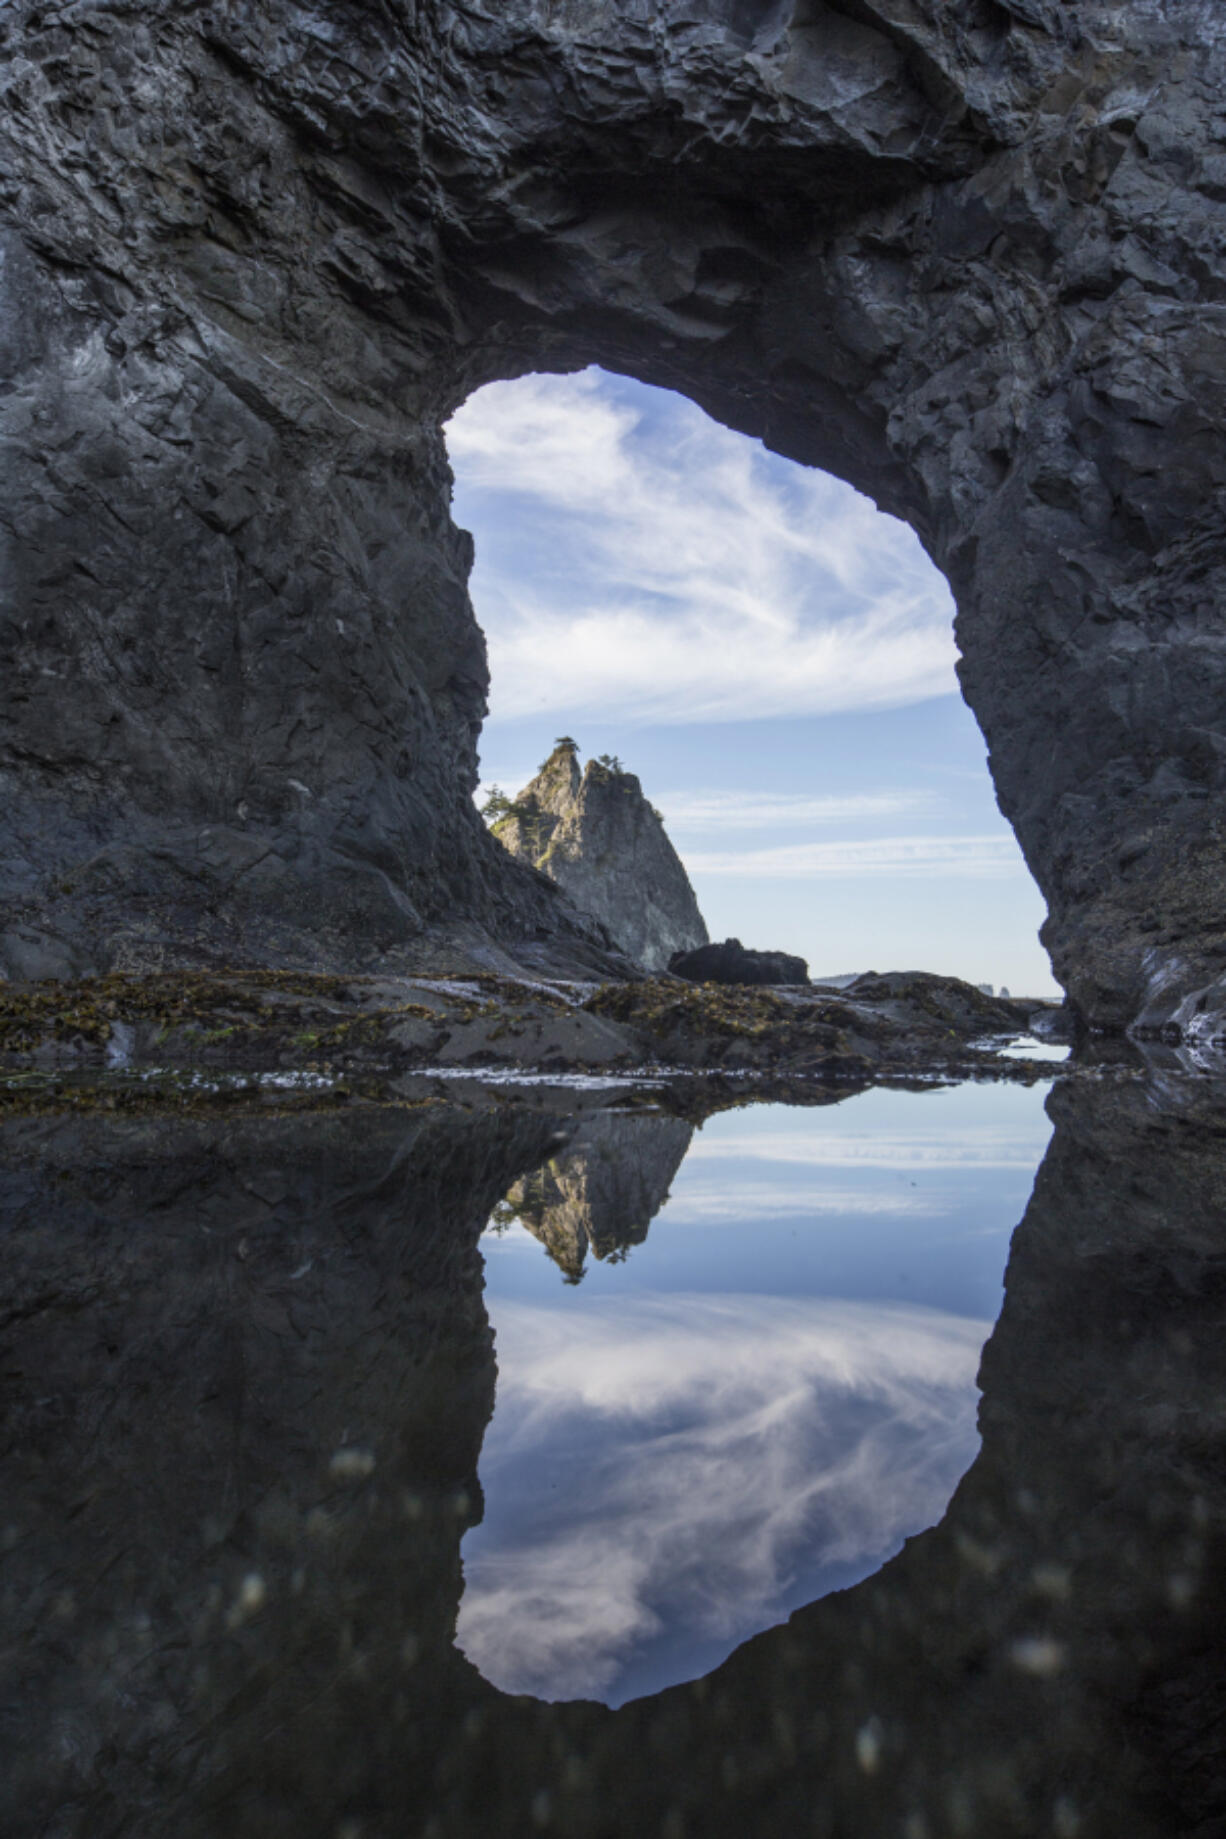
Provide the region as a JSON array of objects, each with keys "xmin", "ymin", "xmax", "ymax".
[
  {"xmin": 670, "ymin": 938, "xmax": 808, "ymax": 986},
  {"xmin": 3, "ymin": 2, "xmax": 1226, "ymax": 1032},
  {"xmin": 494, "ymin": 744, "xmax": 707, "ymax": 972}
]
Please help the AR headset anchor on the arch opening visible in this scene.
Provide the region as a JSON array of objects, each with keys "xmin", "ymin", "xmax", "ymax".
[{"xmin": 447, "ymin": 366, "xmax": 1057, "ymax": 997}]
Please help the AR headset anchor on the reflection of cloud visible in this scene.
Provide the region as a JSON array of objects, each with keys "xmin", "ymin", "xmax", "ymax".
[
  {"xmin": 458, "ymin": 1295, "xmax": 987, "ymax": 1705},
  {"xmin": 656, "ymin": 1185, "xmax": 946, "ymax": 1222},
  {"xmin": 684, "ymin": 1130, "xmax": 1044, "ymax": 1171},
  {"xmin": 446, "ymin": 369, "xmax": 957, "ymax": 725}
]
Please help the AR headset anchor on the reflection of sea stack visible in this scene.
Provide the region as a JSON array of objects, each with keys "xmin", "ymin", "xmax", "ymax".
[
  {"xmin": 492, "ymin": 740, "xmax": 708, "ymax": 972},
  {"xmin": 502, "ymin": 1111, "xmax": 694, "ymax": 1282}
]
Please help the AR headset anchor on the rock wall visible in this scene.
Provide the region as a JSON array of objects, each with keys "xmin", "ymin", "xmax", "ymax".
[
  {"xmin": 495, "ymin": 742, "xmax": 708, "ymax": 971},
  {"xmin": 3, "ymin": 2, "xmax": 1226, "ymax": 1030}
]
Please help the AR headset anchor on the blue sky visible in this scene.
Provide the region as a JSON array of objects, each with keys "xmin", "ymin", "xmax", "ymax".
[{"xmin": 447, "ymin": 367, "xmax": 1057, "ymax": 995}]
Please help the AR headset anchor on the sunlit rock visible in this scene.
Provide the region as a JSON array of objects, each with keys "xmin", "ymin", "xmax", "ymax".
[{"xmin": 494, "ymin": 742, "xmax": 708, "ymax": 973}]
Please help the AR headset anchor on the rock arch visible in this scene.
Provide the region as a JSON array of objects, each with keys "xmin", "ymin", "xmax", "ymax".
[{"xmin": 2, "ymin": 0, "xmax": 1224, "ymax": 1031}]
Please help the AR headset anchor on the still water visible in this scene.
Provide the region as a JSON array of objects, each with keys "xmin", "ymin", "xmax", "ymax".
[
  {"xmin": 7, "ymin": 1068, "xmax": 1223, "ymax": 1838},
  {"xmin": 461, "ymin": 1082, "xmax": 1053, "ymax": 1705}
]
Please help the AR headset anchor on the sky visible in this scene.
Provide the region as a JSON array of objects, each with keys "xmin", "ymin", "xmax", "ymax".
[{"xmin": 446, "ymin": 366, "xmax": 1057, "ymax": 995}]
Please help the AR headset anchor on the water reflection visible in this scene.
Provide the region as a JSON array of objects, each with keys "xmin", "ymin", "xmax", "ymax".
[
  {"xmin": 498, "ymin": 1112, "xmax": 693, "ymax": 1282},
  {"xmin": 458, "ymin": 1294, "xmax": 987, "ymax": 1704},
  {"xmin": 462, "ymin": 1084, "xmax": 1051, "ymax": 1703},
  {"xmin": 3, "ymin": 1073, "xmax": 1224, "ymax": 1838}
]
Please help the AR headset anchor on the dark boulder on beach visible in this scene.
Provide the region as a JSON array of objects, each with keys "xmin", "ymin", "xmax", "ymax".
[{"xmin": 669, "ymin": 938, "xmax": 808, "ymax": 987}]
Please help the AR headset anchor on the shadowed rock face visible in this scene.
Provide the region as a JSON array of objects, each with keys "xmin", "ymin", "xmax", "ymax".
[
  {"xmin": 3, "ymin": 1080, "xmax": 1225, "ymax": 1836},
  {"xmin": 3, "ymin": 3, "xmax": 1226, "ymax": 1029},
  {"xmin": 495, "ymin": 744, "xmax": 708, "ymax": 971}
]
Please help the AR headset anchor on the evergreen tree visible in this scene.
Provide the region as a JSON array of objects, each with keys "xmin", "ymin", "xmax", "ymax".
[{"xmin": 480, "ymin": 785, "xmax": 515, "ymax": 824}]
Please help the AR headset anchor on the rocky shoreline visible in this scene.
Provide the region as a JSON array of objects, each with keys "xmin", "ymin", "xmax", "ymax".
[{"xmin": 0, "ymin": 968, "xmax": 1068, "ymax": 1114}]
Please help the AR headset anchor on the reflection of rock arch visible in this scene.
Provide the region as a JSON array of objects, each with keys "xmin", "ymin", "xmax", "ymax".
[
  {"xmin": 4, "ymin": 1082, "xmax": 1223, "ymax": 1836},
  {"xmin": 3, "ymin": 4, "xmax": 1225, "ymax": 1031}
]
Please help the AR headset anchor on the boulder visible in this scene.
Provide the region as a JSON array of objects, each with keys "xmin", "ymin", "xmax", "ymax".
[{"xmin": 669, "ymin": 938, "xmax": 808, "ymax": 987}]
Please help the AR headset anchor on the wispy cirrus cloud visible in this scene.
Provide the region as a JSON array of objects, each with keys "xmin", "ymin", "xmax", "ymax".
[
  {"xmin": 446, "ymin": 369, "xmax": 958, "ymax": 726},
  {"xmin": 474, "ymin": 781, "xmax": 944, "ymax": 829},
  {"xmin": 684, "ymin": 835, "xmax": 1022, "ymax": 879},
  {"xmin": 655, "ymin": 788, "xmax": 942, "ymax": 832}
]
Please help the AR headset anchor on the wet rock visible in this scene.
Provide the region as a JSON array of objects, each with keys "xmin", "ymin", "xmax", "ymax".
[
  {"xmin": 1030, "ymin": 999, "xmax": 1077, "ymax": 1044},
  {"xmin": 0, "ymin": 965, "xmax": 1065, "ymax": 1087},
  {"xmin": 670, "ymin": 938, "xmax": 808, "ymax": 986},
  {"xmin": 494, "ymin": 743, "xmax": 707, "ymax": 973},
  {"xmin": 845, "ymin": 969, "xmax": 1033, "ymax": 1034}
]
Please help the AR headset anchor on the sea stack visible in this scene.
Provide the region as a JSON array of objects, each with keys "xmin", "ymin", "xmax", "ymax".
[{"xmin": 492, "ymin": 741, "xmax": 708, "ymax": 973}]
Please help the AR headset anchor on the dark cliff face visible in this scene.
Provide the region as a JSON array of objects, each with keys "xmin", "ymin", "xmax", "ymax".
[
  {"xmin": 2, "ymin": 2, "xmax": 1226, "ymax": 1030},
  {"xmin": 495, "ymin": 745, "xmax": 708, "ymax": 972}
]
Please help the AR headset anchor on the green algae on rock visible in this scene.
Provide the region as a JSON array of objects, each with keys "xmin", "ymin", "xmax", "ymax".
[{"xmin": 0, "ymin": 967, "xmax": 1065, "ymax": 1100}]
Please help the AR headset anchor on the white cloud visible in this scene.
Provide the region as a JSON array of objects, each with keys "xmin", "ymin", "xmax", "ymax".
[
  {"xmin": 457, "ymin": 1293, "xmax": 987, "ymax": 1704},
  {"xmin": 474, "ymin": 782, "xmax": 945, "ymax": 831},
  {"xmin": 684, "ymin": 834, "xmax": 1022, "ymax": 878},
  {"xmin": 654, "ymin": 788, "xmax": 943, "ymax": 831},
  {"xmin": 446, "ymin": 369, "xmax": 958, "ymax": 725}
]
